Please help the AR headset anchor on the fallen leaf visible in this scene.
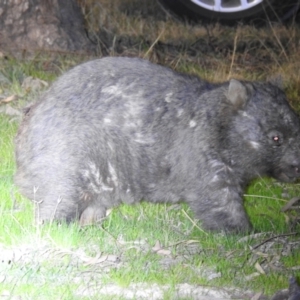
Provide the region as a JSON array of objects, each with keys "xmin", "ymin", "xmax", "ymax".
[
  {"xmin": 245, "ymin": 272, "xmax": 261, "ymax": 281},
  {"xmin": 152, "ymin": 241, "xmax": 171, "ymax": 256},
  {"xmin": 254, "ymin": 262, "xmax": 266, "ymax": 274},
  {"xmin": 156, "ymin": 249, "xmax": 172, "ymax": 256},
  {"xmin": 0, "ymin": 94, "xmax": 17, "ymax": 104},
  {"xmin": 250, "ymin": 292, "xmax": 263, "ymax": 300},
  {"xmin": 152, "ymin": 240, "xmax": 162, "ymax": 252}
]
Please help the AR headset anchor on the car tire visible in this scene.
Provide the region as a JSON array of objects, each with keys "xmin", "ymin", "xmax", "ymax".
[{"xmin": 157, "ymin": 0, "xmax": 300, "ymax": 24}]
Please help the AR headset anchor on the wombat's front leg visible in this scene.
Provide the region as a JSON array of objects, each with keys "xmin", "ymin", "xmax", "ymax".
[{"xmin": 190, "ymin": 161, "xmax": 251, "ymax": 232}]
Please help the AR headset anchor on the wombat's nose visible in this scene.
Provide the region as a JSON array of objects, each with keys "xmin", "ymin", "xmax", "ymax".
[{"xmin": 291, "ymin": 159, "xmax": 300, "ymax": 175}]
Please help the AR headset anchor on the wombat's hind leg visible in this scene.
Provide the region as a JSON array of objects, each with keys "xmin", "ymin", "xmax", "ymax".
[{"xmin": 79, "ymin": 205, "xmax": 107, "ymax": 226}]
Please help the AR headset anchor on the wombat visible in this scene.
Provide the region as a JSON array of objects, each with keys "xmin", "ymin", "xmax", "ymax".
[
  {"xmin": 270, "ymin": 277, "xmax": 300, "ymax": 300},
  {"xmin": 14, "ymin": 57, "xmax": 300, "ymax": 232}
]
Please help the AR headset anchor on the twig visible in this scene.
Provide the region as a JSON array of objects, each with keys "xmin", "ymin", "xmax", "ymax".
[
  {"xmin": 280, "ymin": 197, "xmax": 300, "ymax": 212},
  {"xmin": 227, "ymin": 27, "xmax": 239, "ymax": 80},
  {"xmin": 143, "ymin": 29, "xmax": 165, "ymax": 59},
  {"xmin": 181, "ymin": 209, "xmax": 208, "ymax": 235},
  {"xmin": 252, "ymin": 232, "xmax": 300, "ymax": 250},
  {"xmin": 243, "ymin": 194, "xmax": 286, "ymax": 202}
]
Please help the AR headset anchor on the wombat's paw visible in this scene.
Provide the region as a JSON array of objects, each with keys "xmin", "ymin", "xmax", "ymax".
[
  {"xmin": 201, "ymin": 213, "xmax": 252, "ymax": 233},
  {"xmin": 79, "ymin": 206, "xmax": 107, "ymax": 226}
]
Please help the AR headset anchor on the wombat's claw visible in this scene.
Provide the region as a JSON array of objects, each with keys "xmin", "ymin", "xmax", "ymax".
[{"xmin": 79, "ymin": 206, "xmax": 106, "ymax": 226}]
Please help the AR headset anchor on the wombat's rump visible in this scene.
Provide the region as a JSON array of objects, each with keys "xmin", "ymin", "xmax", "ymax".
[{"xmin": 15, "ymin": 57, "xmax": 300, "ymax": 232}]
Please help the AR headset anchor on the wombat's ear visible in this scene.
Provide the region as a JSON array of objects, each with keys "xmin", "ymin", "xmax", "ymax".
[{"xmin": 227, "ymin": 79, "xmax": 249, "ymax": 110}]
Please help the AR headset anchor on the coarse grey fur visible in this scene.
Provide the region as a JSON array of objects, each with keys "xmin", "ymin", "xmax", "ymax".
[{"xmin": 15, "ymin": 57, "xmax": 300, "ymax": 232}]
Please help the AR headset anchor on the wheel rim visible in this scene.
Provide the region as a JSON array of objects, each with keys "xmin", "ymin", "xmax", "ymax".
[{"xmin": 190, "ymin": 0, "xmax": 264, "ymax": 13}]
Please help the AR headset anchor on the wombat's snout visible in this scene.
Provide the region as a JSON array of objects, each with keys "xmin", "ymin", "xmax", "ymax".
[
  {"xmin": 272, "ymin": 156, "xmax": 300, "ymax": 183},
  {"xmin": 283, "ymin": 157, "xmax": 300, "ymax": 181},
  {"xmin": 291, "ymin": 159, "xmax": 300, "ymax": 176}
]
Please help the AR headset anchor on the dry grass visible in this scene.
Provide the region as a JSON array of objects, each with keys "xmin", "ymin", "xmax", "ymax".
[{"xmin": 75, "ymin": 0, "xmax": 300, "ymax": 110}]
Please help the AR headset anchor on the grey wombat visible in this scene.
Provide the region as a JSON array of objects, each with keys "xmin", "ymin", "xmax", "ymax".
[{"xmin": 15, "ymin": 57, "xmax": 300, "ymax": 232}]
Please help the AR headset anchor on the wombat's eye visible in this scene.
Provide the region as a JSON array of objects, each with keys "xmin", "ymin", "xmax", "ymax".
[
  {"xmin": 268, "ymin": 130, "xmax": 283, "ymax": 146},
  {"xmin": 271, "ymin": 134, "xmax": 283, "ymax": 146}
]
